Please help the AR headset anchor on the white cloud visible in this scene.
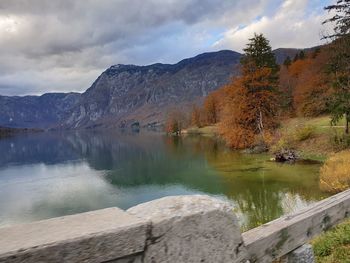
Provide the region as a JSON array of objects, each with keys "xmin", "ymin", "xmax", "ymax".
[
  {"xmin": 0, "ymin": 0, "xmax": 331, "ymax": 96},
  {"xmin": 213, "ymin": 0, "xmax": 330, "ymax": 51}
]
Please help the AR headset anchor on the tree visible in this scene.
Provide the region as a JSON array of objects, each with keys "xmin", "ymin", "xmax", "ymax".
[
  {"xmin": 242, "ymin": 33, "xmax": 280, "ymax": 76},
  {"xmin": 323, "ymin": 0, "xmax": 350, "ymax": 133},
  {"xmin": 203, "ymin": 93, "xmax": 218, "ymax": 125},
  {"xmin": 292, "ymin": 50, "xmax": 331, "ymax": 117},
  {"xmin": 165, "ymin": 110, "xmax": 185, "ymax": 135},
  {"xmin": 298, "ymin": 50, "xmax": 306, "ymax": 60},
  {"xmin": 293, "ymin": 53, "xmax": 299, "ymax": 62},
  {"xmin": 220, "ymin": 34, "xmax": 280, "ymax": 148},
  {"xmin": 283, "ymin": 56, "xmax": 292, "ymax": 68},
  {"xmin": 190, "ymin": 105, "xmax": 201, "ymax": 127}
]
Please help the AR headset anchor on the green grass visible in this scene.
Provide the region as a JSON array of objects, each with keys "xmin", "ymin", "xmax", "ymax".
[
  {"xmin": 312, "ymin": 219, "xmax": 350, "ymax": 263},
  {"xmin": 185, "ymin": 125, "xmax": 218, "ymax": 136},
  {"xmin": 271, "ymin": 115, "xmax": 349, "ymax": 160}
]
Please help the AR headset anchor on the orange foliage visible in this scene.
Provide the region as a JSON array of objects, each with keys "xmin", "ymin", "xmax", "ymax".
[
  {"xmin": 190, "ymin": 105, "xmax": 202, "ymax": 127},
  {"xmin": 203, "ymin": 92, "xmax": 219, "ymax": 125},
  {"xmin": 219, "ymin": 67, "xmax": 279, "ymax": 148},
  {"xmin": 279, "ymin": 49, "xmax": 331, "ymax": 117},
  {"xmin": 165, "ymin": 110, "xmax": 186, "ymax": 134}
]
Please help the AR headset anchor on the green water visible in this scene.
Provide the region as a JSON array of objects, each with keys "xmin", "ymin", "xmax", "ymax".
[{"xmin": 0, "ymin": 131, "xmax": 329, "ymax": 230}]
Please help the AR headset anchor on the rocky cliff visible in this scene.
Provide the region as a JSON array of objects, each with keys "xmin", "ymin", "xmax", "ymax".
[{"xmin": 0, "ymin": 48, "xmax": 302, "ymax": 130}]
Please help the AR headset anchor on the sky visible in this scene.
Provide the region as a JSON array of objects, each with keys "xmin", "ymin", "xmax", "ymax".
[{"xmin": 0, "ymin": 0, "xmax": 333, "ymax": 96}]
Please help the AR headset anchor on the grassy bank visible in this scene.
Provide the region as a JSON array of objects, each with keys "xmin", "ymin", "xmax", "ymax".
[
  {"xmin": 271, "ymin": 116, "xmax": 347, "ymax": 161},
  {"xmin": 183, "ymin": 125, "xmax": 218, "ymax": 137},
  {"xmin": 312, "ymin": 219, "xmax": 350, "ymax": 263},
  {"xmin": 183, "ymin": 115, "xmax": 350, "ymax": 162}
]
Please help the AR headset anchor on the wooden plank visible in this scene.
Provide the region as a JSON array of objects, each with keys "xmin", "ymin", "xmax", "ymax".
[{"xmin": 242, "ymin": 189, "xmax": 350, "ymax": 263}]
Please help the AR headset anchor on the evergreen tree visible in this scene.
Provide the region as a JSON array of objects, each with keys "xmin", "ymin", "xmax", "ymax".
[
  {"xmin": 323, "ymin": 0, "xmax": 350, "ymax": 133},
  {"xmin": 283, "ymin": 56, "xmax": 292, "ymax": 68},
  {"xmin": 293, "ymin": 53, "xmax": 299, "ymax": 62},
  {"xmin": 298, "ymin": 50, "xmax": 306, "ymax": 60},
  {"xmin": 220, "ymin": 34, "xmax": 280, "ymax": 148},
  {"xmin": 241, "ymin": 33, "xmax": 279, "ymax": 76},
  {"xmin": 312, "ymin": 47, "xmax": 321, "ymax": 58}
]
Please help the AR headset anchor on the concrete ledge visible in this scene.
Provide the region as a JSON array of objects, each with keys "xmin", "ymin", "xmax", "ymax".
[{"xmin": 0, "ymin": 208, "xmax": 149, "ymax": 263}]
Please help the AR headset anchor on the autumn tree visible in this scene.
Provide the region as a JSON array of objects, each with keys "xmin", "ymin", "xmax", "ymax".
[
  {"xmin": 293, "ymin": 50, "xmax": 332, "ymax": 116},
  {"xmin": 203, "ymin": 93, "xmax": 219, "ymax": 125},
  {"xmin": 323, "ymin": 0, "xmax": 350, "ymax": 133},
  {"xmin": 220, "ymin": 34, "xmax": 280, "ymax": 148},
  {"xmin": 165, "ymin": 110, "xmax": 186, "ymax": 135},
  {"xmin": 190, "ymin": 105, "xmax": 202, "ymax": 127}
]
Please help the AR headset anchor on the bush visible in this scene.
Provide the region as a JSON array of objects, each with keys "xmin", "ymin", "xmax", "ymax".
[
  {"xmin": 271, "ymin": 124, "xmax": 315, "ymax": 153},
  {"xmin": 331, "ymin": 131, "xmax": 350, "ymax": 151},
  {"xmin": 320, "ymin": 151, "xmax": 350, "ymax": 193},
  {"xmin": 294, "ymin": 125, "xmax": 315, "ymax": 141}
]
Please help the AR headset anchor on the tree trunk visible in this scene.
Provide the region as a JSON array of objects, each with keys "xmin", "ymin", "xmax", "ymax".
[{"xmin": 258, "ymin": 110, "xmax": 265, "ymax": 141}]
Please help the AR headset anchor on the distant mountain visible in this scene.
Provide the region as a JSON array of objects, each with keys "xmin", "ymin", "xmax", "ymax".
[
  {"xmin": 0, "ymin": 93, "xmax": 80, "ymax": 128},
  {"xmin": 0, "ymin": 48, "xmax": 314, "ymax": 130},
  {"xmin": 65, "ymin": 50, "xmax": 242, "ymax": 129}
]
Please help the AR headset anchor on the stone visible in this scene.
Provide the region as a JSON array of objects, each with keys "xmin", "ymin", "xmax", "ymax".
[
  {"xmin": 127, "ymin": 195, "xmax": 248, "ymax": 263},
  {"xmin": 0, "ymin": 208, "xmax": 149, "ymax": 263},
  {"xmin": 282, "ymin": 244, "xmax": 315, "ymax": 263}
]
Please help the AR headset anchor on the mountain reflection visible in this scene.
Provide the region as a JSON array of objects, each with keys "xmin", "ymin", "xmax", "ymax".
[{"xmin": 0, "ymin": 131, "xmax": 329, "ymax": 229}]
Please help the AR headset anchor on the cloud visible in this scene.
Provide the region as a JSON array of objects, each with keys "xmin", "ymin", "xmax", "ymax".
[
  {"xmin": 0, "ymin": 0, "xmax": 331, "ymax": 96},
  {"xmin": 213, "ymin": 0, "xmax": 332, "ymax": 51}
]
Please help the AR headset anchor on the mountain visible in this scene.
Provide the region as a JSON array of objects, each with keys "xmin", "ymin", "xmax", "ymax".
[
  {"xmin": 0, "ymin": 48, "xmax": 311, "ymax": 130},
  {"xmin": 65, "ymin": 50, "xmax": 242, "ymax": 129},
  {"xmin": 0, "ymin": 93, "xmax": 80, "ymax": 128}
]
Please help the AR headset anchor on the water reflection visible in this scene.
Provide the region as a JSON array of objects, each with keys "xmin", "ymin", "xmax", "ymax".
[{"xmin": 0, "ymin": 131, "xmax": 328, "ymax": 229}]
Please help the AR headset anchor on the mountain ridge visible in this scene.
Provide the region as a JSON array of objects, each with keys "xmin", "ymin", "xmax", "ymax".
[{"xmin": 0, "ymin": 48, "xmax": 306, "ymax": 130}]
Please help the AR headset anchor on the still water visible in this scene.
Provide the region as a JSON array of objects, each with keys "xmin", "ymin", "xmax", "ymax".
[{"xmin": 0, "ymin": 131, "xmax": 329, "ymax": 230}]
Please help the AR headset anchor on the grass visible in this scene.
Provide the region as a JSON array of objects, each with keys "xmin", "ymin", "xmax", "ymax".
[
  {"xmin": 312, "ymin": 219, "xmax": 350, "ymax": 263},
  {"xmin": 272, "ymin": 115, "xmax": 347, "ymax": 160},
  {"xmin": 319, "ymin": 151, "xmax": 350, "ymax": 193},
  {"xmin": 184, "ymin": 125, "xmax": 218, "ymax": 136}
]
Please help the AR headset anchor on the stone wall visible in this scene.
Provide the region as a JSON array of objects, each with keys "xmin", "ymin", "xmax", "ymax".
[
  {"xmin": 0, "ymin": 195, "xmax": 248, "ymax": 263},
  {"xmin": 2, "ymin": 190, "xmax": 347, "ymax": 262}
]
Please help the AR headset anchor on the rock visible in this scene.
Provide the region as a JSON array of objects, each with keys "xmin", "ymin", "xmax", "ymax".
[
  {"xmin": 275, "ymin": 149, "xmax": 299, "ymax": 163},
  {"xmin": 281, "ymin": 244, "xmax": 315, "ymax": 263},
  {"xmin": 127, "ymin": 195, "xmax": 248, "ymax": 263}
]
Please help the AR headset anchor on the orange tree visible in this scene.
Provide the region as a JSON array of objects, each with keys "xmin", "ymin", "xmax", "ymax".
[{"xmin": 220, "ymin": 34, "xmax": 280, "ymax": 148}]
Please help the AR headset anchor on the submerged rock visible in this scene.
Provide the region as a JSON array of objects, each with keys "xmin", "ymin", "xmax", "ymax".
[{"xmin": 275, "ymin": 149, "xmax": 299, "ymax": 163}]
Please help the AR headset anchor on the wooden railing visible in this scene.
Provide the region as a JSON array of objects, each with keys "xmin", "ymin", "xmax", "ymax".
[
  {"xmin": 243, "ymin": 188, "xmax": 350, "ymax": 262},
  {"xmin": 0, "ymin": 190, "xmax": 349, "ymax": 262}
]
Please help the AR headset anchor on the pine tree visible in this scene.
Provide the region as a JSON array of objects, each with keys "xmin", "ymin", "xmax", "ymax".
[
  {"xmin": 293, "ymin": 53, "xmax": 299, "ymax": 62},
  {"xmin": 241, "ymin": 33, "xmax": 279, "ymax": 76},
  {"xmin": 220, "ymin": 34, "xmax": 279, "ymax": 148},
  {"xmin": 283, "ymin": 56, "xmax": 292, "ymax": 68},
  {"xmin": 323, "ymin": 0, "xmax": 350, "ymax": 133},
  {"xmin": 298, "ymin": 50, "xmax": 306, "ymax": 60}
]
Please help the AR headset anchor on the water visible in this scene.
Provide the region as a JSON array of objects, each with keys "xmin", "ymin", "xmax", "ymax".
[{"xmin": 0, "ymin": 131, "xmax": 329, "ymax": 230}]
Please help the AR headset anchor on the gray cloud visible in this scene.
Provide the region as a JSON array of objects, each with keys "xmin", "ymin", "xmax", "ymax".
[{"xmin": 0, "ymin": 0, "xmax": 328, "ymax": 95}]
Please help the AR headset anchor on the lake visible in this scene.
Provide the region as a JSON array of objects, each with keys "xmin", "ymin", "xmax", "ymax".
[{"xmin": 0, "ymin": 131, "xmax": 329, "ymax": 230}]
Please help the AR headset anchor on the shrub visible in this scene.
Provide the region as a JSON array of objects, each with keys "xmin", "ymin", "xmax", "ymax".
[
  {"xmin": 319, "ymin": 151, "xmax": 350, "ymax": 193},
  {"xmin": 294, "ymin": 125, "xmax": 315, "ymax": 141},
  {"xmin": 331, "ymin": 131, "xmax": 350, "ymax": 151}
]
